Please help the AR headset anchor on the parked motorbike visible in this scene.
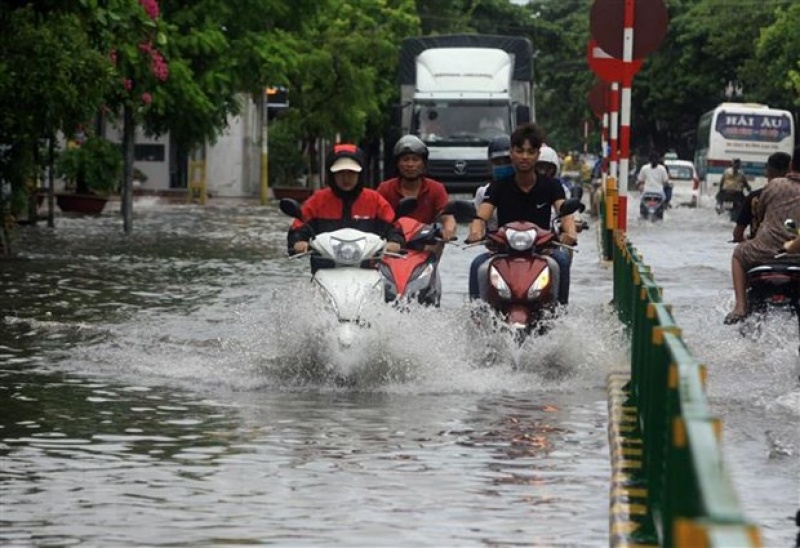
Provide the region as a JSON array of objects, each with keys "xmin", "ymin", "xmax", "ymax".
[
  {"xmin": 639, "ymin": 191, "xmax": 666, "ymax": 221},
  {"xmin": 378, "ymin": 201, "xmax": 473, "ymax": 306},
  {"xmin": 280, "ymin": 198, "xmax": 394, "ymax": 349},
  {"xmin": 471, "ymin": 198, "xmax": 585, "ymax": 343},
  {"xmin": 745, "ymin": 219, "xmax": 800, "ymax": 349}
]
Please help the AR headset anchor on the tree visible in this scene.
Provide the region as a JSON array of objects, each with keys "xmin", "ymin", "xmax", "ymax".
[
  {"xmin": 746, "ymin": 3, "xmax": 800, "ymax": 110},
  {"xmin": 0, "ymin": 3, "xmax": 114, "ymax": 251},
  {"xmin": 284, "ymin": 0, "xmax": 419, "ymax": 179}
]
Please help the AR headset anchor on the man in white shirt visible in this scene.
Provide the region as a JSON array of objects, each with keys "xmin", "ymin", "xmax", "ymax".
[{"xmin": 636, "ymin": 152, "xmax": 670, "ymax": 197}]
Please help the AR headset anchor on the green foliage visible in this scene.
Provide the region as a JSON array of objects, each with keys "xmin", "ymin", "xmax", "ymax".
[
  {"xmin": 56, "ymin": 137, "xmax": 123, "ymax": 195},
  {"xmin": 268, "ymin": 119, "xmax": 307, "ymax": 186},
  {"xmin": 746, "ymin": 3, "xmax": 800, "ymax": 108},
  {"xmin": 287, "ymin": 0, "xmax": 420, "ymax": 148}
]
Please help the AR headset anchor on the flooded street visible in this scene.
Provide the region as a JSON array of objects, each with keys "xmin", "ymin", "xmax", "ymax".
[
  {"xmin": 0, "ymin": 194, "xmax": 796, "ymax": 546},
  {"xmin": 1, "ymin": 198, "xmax": 621, "ymax": 546}
]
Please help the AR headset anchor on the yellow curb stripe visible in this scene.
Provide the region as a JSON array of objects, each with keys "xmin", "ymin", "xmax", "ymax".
[
  {"xmin": 611, "ymin": 487, "xmax": 648, "ymax": 498},
  {"xmin": 608, "ymin": 373, "xmax": 656, "ymax": 548}
]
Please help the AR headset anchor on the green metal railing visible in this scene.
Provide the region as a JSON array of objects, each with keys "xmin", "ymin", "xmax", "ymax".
[{"xmin": 611, "ymin": 229, "xmax": 762, "ymax": 547}]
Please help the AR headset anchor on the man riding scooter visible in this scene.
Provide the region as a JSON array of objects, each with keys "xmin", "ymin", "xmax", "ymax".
[
  {"xmin": 466, "ymin": 123, "xmax": 577, "ymax": 305},
  {"xmin": 377, "ymin": 135, "xmax": 456, "ymax": 256},
  {"xmin": 717, "ymin": 158, "xmax": 751, "ymax": 220}
]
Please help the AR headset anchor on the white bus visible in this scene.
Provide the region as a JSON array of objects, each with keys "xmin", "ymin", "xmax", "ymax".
[{"xmin": 694, "ymin": 102, "xmax": 795, "ymax": 190}]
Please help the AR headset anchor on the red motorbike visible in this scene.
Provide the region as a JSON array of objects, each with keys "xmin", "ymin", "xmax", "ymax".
[
  {"xmin": 473, "ymin": 198, "xmax": 584, "ymax": 341},
  {"xmin": 379, "ymin": 201, "xmax": 472, "ymax": 306}
]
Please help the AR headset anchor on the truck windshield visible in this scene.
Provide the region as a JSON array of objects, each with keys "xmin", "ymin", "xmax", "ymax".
[{"xmin": 411, "ymin": 103, "xmax": 510, "ymax": 145}]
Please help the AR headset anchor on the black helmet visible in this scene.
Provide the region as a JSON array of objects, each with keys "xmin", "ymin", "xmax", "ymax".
[
  {"xmin": 393, "ymin": 135, "xmax": 428, "ymax": 161},
  {"xmin": 488, "ymin": 134, "xmax": 511, "ymax": 160}
]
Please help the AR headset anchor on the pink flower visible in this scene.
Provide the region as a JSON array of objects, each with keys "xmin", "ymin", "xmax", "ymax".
[
  {"xmin": 141, "ymin": 93, "xmax": 153, "ymax": 105},
  {"xmin": 123, "ymin": 78, "xmax": 133, "ymax": 91},
  {"xmin": 109, "ymin": 49, "xmax": 118, "ymax": 65},
  {"xmin": 139, "ymin": 0, "xmax": 160, "ymax": 20},
  {"xmin": 149, "ymin": 50, "xmax": 169, "ymax": 82}
]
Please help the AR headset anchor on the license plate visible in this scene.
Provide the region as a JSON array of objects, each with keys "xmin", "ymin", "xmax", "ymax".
[{"xmin": 723, "ymin": 202, "xmax": 734, "ymax": 210}]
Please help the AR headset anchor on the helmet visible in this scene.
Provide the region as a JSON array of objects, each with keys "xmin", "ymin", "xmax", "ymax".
[
  {"xmin": 325, "ymin": 143, "xmax": 366, "ymax": 197},
  {"xmin": 326, "ymin": 143, "xmax": 365, "ymax": 173},
  {"xmin": 537, "ymin": 145, "xmax": 561, "ymax": 176},
  {"xmin": 487, "ymin": 134, "xmax": 511, "ymax": 160},
  {"xmin": 393, "ymin": 135, "xmax": 428, "ymax": 161}
]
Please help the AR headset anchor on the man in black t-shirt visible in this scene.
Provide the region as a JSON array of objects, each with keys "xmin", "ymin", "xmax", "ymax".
[{"xmin": 466, "ymin": 123, "xmax": 577, "ymax": 304}]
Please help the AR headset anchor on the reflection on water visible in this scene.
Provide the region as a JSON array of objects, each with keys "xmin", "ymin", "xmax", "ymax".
[{"xmin": 1, "ymin": 201, "xmax": 622, "ymax": 546}]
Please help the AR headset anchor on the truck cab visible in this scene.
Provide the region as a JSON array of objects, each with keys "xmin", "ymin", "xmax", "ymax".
[{"xmin": 394, "ymin": 35, "xmax": 535, "ymax": 193}]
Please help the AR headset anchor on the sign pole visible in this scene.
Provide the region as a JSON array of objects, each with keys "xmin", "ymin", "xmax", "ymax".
[
  {"xmin": 616, "ymin": 0, "xmax": 635, "ymax": 231},
  {"xmin": 260, "ymin": 91, "xmax": 269, "ymax": 205}
]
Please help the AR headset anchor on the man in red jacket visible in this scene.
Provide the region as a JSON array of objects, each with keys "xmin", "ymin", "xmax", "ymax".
[
  {"xmin": 377, "ymin": 135, "xmax": 456, "ymax": 254},
  {"xmin": 287, "ymin": 144, "xmax": 404, "ymax": 256}
]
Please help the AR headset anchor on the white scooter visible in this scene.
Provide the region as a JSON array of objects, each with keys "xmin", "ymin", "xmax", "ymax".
[{"xmin": 280, "ymin": 198, "xmax": 409, "ymax": 349}]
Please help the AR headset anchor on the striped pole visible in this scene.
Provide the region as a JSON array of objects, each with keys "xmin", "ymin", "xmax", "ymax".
[
  {"xmin": 609, "ymin": 82, "xmax": 619, "ymax": 183},
  {"xmin": 617, "ymin": 0, "xmax": 635, "ymax": 231}
]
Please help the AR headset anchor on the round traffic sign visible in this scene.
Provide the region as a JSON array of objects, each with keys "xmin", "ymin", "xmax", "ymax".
[{"xmin": 589, "ymin": 0, "xmax": 668, "ymax": 60}]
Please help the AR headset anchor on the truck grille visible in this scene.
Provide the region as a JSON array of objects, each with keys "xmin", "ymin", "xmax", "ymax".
[{"xmin": 427, "ymin": 159, "xmax": 491, "ymax": 182}]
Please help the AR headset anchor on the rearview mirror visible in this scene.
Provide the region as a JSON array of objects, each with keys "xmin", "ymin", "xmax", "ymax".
[
  {"xmin": 394, "ymin": 197, "xmax": 418, "ymax": 220},
  {"xmin": 279, "ymin": 198, "xmax": 303, "ymax": 220},
  {"xmin": 785, "ymin": 218, "xmax": 798, "ymax": 234},
  {"xmin": 558, "ymin": 197, "xmax": 586, "ymax": 217},
  {"xmin": 441, "ymin": 200, "xmax": 477, "ymax": 224}
]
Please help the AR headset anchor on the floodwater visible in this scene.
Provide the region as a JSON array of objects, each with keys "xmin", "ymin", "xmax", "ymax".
[
  {"xmin": 1, "ymin": 198, "xmax": 623, "ymax": 547},
  {"xmin": 0, "ymin": 193, "xmax": 796, "ymax": 546},
  {"xmin": 625, "ymin": 191, "xmax": 799, "ymax": 547}
]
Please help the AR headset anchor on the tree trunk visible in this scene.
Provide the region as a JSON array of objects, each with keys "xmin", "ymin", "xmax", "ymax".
[
  {"xmin": 47, "ymin": 136, "xmax": 55, "ymax": 228},
  {"xmin": 121, "ymin": 104, "xmax": 135, "ymax": 234}
]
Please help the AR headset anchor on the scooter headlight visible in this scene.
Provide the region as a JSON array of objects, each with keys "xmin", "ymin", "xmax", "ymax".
[
  {"xmin": 331, "ymin": 237, "xmax": 366, "ymax": 265},
  {"xmin": 506, "ymin": 228, "xmax": 535, "ymax": 251},
  {"xmin": 378, "ymin": 262, "xmax": 397, "ymax": 301},
  {"xmin": 405, "ymin": 262, "xmax": 435, "ymax": 297},
  {"xmin": 527, "ymin": 266, "xmax": 550, "ymax": 299},
  {"xmin": 489, "ymin": 265, "xmax": 511, "ymax": 299}
]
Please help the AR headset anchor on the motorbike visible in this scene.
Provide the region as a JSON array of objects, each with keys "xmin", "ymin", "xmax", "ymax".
[
  {"xmin": 471, "ymin": 197, "xmax": 585, "ymax": 343},
  {"xmin": 280, "ymin": 198, "xmax": 399, "ymax": 349},
  {"xmin": 378, "ymin": 201, "xmax": 474, "ymax": 306},
  {"xmin": 745, "ymin": 219, "xmax": 800, "ymax": 349},
  {"xmin": 639, "ymin": 191, "xmax": 666, "ymax": 221}
]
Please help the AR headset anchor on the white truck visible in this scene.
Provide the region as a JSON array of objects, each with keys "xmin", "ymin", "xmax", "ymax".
[{"xmin": 395, "ymin": 34, "xmax": 535, "ymax": 192}]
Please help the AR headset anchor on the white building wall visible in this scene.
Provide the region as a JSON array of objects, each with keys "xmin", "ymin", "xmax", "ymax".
[{"xmin": 205, "ymin": 96, "xmax": 260, "ymax": 198}]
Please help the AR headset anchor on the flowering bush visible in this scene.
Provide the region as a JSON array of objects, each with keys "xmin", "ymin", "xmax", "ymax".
[{"xmin": 106, "ymin": 0, "xmax": 169, "ymax": 111}]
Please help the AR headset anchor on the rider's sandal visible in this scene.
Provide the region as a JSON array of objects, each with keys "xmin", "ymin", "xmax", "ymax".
[{"xmin": 723, "ymin": 311, "xmax": 746, "ymax": 325}]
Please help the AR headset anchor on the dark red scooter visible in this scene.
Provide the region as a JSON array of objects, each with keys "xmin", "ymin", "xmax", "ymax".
[
  {"xmin": 473, "ymin": 198, "xmax": 584, "ymax": 341},
  {"xmin": 745, "ymin": 219, "xmax": 800, "ymax": 352}
]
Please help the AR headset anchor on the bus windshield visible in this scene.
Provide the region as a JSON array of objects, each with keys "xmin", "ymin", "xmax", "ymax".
[{"xmin": 411, "ymin": 102, "xmax": 510, "ymax": 145}]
